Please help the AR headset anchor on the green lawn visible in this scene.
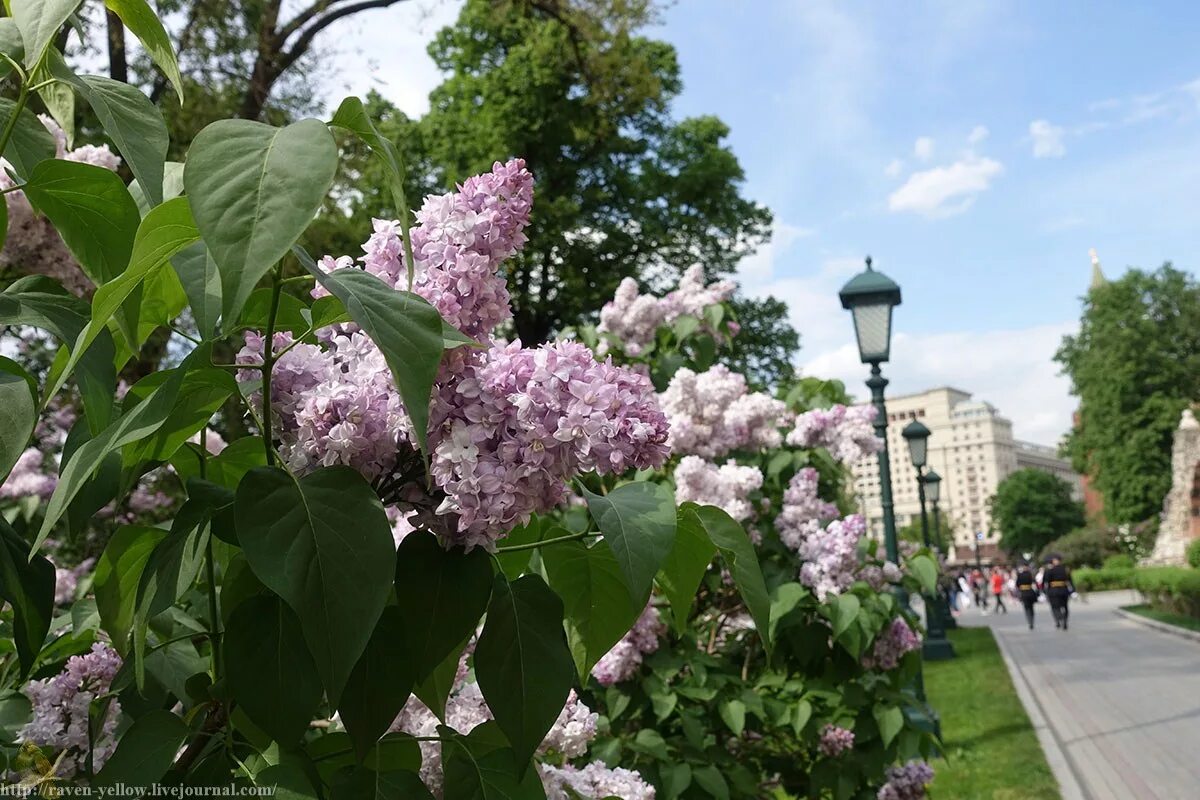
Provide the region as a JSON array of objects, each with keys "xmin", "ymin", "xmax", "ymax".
[
  {"xmin": 924, "ymin": 627, "xmax": 1060, "ymax": 800},
  {"xmin": 1122, "ymin": 603, "xmax": 1200, "ymax": 632}
]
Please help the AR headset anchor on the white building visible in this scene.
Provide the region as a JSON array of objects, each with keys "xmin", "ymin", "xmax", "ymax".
[{"xmin": 849, "ymin": 387, "xmax": 1083, "ymax": 563}]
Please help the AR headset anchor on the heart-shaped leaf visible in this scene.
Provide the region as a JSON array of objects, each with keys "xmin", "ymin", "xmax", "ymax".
[
  {"xmin": 337, "ymin": 607, "xmax": 415, "ymax": 760},
  {"xmin": 582, "ymin": 481, "xmax": 676, "ymax": 603},
  {"xmin": 0, "ymin": 518, "xmax": 55, "ymax": 677}
]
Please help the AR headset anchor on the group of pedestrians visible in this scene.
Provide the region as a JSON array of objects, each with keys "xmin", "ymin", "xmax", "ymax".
[{"xmin": 949, "ymin": 556, "xmax": 1075, "ymax": 631}]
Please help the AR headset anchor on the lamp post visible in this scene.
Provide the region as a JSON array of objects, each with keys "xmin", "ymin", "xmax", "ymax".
[
  {"xmin": 924, "ymin": 470, "xmax": 957, "ymax": 630},
  {"xmin": 902, "ymin": 422, "xmax": 955, "ymax": 660}
]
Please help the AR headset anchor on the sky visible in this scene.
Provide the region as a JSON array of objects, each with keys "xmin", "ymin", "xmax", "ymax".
[{"xmin": 324, "ymin": 0, "xmax": 1200, "ymax": 446}]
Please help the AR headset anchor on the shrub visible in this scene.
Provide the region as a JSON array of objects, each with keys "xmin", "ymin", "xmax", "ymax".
[
  {"xmin": 1074, "ymin": 567, "xmax": 1135, "ymax": 592},
  {"xmin": 1134, "ymin": 567, "xmax": 1200, "ymax": 618},
  {"xmin": 1103, "ymin": 554, "xmax": 1136, "ymax": 570},
  {"xmin": 1187, "ymin": 538, "xmax": 1200, "ymax": 569},
  {"xmin": 1044, "ymin": 526, "xmax": 1120, "ymax": 568}
]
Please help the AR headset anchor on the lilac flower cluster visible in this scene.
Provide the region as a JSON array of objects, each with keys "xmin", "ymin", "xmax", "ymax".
[
  {"xmin": 796, "ymin": 514, "xmax": 867, "ymax": 601},
  {"xmin": 877, "ymin": 760, "xmax": 935, "ymax": 800},
  {"xmin": 659, "ymin": 365, "xmax": 789, "ymax": 458},
  {"xmin": 859, "ymin": 561, "xmax": 904, "ymax": 592},
  {"xmin": 591, "ymin": 604, "xmax": 666, "ymax": 686},
  {"xmin": 541, "ymin": 762, "xmax": 657, "ymax": 800},
  {"xmin": 775, "ymin": 467, "xmax": 840, "ymax": 551},
  {"xmin": 597, "ymin": 265, "xmax": 736, "ymax": 356},
  {"xmin": 256, "ymin": 161, "xmax": 670, "ymax": 549},
  {"xmin": 673, "ymin": 455, "xmax": 763, "ymax": 522},
  {"xmin": 786, "ymin": 405, "xmax": 882, "ymax": 465},
  {"xmin": 863, "ymin": 617, "xmax": 922, "ymax": 671},
  {"xmin": 20, "ymin": 643, "xmax": 122, "ymax": 777},
  {"xmin": 818, "ymin": 724, "xmax": 856, "ymax": 758},
  {"xmin": 0, "ymin": 116, "xmax": 122, "ymax": 295},
  {"xmin": 53, "ymin": 558, "xmax": 95, "ymax": 605},
  {"xmin": 0, "ymin": 449, "xmax": 57, "ymax": 501}
]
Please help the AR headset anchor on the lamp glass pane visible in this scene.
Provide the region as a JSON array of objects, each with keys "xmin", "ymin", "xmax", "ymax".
[
  {"xmin": 908, "ymin": 436, "xmax": 927, "ymax": 469},
  {"xmin": 925, "ymin": 476, "xmax": 940, "ymax": 503},
  {"xmin": 852, "ymin": 302, "xmax": 892, "ymax": 362}
]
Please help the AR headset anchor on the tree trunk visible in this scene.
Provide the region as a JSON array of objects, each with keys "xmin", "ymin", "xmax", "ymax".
[{"xmin": 105, "ymin": 10, "xmax": 128, "ymax": 84}]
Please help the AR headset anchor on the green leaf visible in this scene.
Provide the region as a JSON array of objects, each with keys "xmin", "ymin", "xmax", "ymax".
[
  {"xmin": 542, "ymin": 539, "xmax": 641, "ymax": 679},
  {"xmin": 93, "ymin": 525, "xmax": 167, "ymax": 651},
  {"xmin": 693, "ymin": 765, "xmax": 730, "ymax": 800},
  {"xmin": 134, "ymin": 249, "xmax": 188, "ymax": 344},
  {"xmin": 475, "ymin": 574, "xmax": 574, "ymax": 767},
  {"xmin": 442, "ymin": 722, "xmax": 548, "ymax": 800},
  {"xmin": 413, "ymin": 637, "xmax": 469, "ymax": 721},
  {"xmin": 719, "ymin": 699, "xmax": 746, "ymax": 736},
  {"xmin": 394, "ymin": 531, "xmax": 493, "ymax": 684},
  {"xmin": 33, "ymin": 51, "xmax": 73, "ymax": 146},
  {"xmin": 170, "ymin": 435, "xmax": 265, "ymax": 492},
  {"xmin": 226, "ymin": 594, "xmax": 323, "ymax": 745},
  {"xmin": 791, "ymin": 698, "xmax": 813, "ymax": 737},
  {"xmin": 0, "ymin": 357, "xmax": 37, "ymax": 482},
  {"xmin": 298, "ymin": 250, "xmax": 443, "ymax": 455},
  {"xmin": 235, "ymin": 465, "xmax": 395, "ymax": 705},
  {"xmin": 65, "ymin": 73, "xmax": 169, "ymax": 207},
  {"xmin": 35, "ymin": 361, "xmax": 188, "ymax": 552},
  {"xmin": 0, "ymin": 518, "xmax": 55, "ymax": 677},
  {"xmin": 907, "ymin": 554, "xmax": 938, "ymax": 595},
  {"xmin": 581, "ymin": 481, "xmax": 676, "ymax": 603},
  {"xmin": 827, "ymin": 593, "xmax": 861, "ymax": 639},
  {"xmin": 54, "ymin": 196, "xmax": 199, "ymax": 390},
  {"xmin": 657, "ymin": 506, "xmax": 717, "ymax": 631},
  {"xmin": 338, "ymin": 607, "xmax": 415, "ymax": 760},
  {"xmin": 103, "ymin": 0, "xmax": 184, "ymax": 102},
  {"xmin": 184, "ymin": 118, "xmax": 337, "ymax": 327},
  {"xmin": 0, "ymin": 19, "xmax": 25, "ymax": 80},
  {"xmin": 11, "ymin": 0, "xmax": 80, "ymax": 69},
  {"xmin": 0, "ymin": 276, "xmax": 116, "ymax": 432},
  {"xmin": 170, "ymin": 241, "xmax": 221, "ymax": 339},
  {"xmin": 258, "ymin": 763, "xmax": 320, "ymax": 799},
  {"xmin": 332, "ymin": 767, "xmax": 435, "ymax": 800},
  {"xmin": 22, "ymin": 159, "xmax": 140, "ymax": 286},
  {"xmin": 0, "ymin": 97, "xmax": 57, "ymax": 178},
  {"xmin": 95, "ymin": 709, "xmax": 188, "ymax": 788},
  {"xmin": 121, "ymin": 367, "xmax": 236, "ymax": 466},
  {"xmin": 686, "ymin": 504, "xmax": 773, "ymax": 656},
  {"xmin": 874, "ymin": 704, "xmax": 904, "ymax": 748}
]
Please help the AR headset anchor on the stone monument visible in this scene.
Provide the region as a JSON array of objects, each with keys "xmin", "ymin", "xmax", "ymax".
[{"xmin": 1146, "ymin": 408, "xmax": 1200, "ymax": 564}]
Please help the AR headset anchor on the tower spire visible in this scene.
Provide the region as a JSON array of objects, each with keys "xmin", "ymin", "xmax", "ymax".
[{"xmin": 1089, "ymin": 248, "xmax": 1106, "ymax": 290}]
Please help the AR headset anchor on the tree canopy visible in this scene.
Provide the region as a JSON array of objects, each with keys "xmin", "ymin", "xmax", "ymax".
[
  {"xmin": 1055, "ymin": 265, "xmax": 1200, "ymax": 523},
  {"xmin": 990, "ymin": 469, "xmax": 1085, "ymax": 555}
]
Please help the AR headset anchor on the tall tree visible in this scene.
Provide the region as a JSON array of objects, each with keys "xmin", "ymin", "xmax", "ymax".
[
  {"xmin": 991, "ymin": 469, "xmax": 1086, "ymax": 555},
  {"xmin": 418, "ymin": 0, "xmax": 773, "ymax": 343},
  {"xmin": 1055, "ymin": 265, "xmax": 1200, "ymax": 523}
]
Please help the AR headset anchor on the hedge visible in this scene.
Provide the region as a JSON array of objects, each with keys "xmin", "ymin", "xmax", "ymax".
[
  {"xmin": 1074, "ymin": 566, "xmax": 1135, "ymax": 592},
  {"xmin": 1133, "ymin": 567, "xmax": 1200, "ymax": 618}
]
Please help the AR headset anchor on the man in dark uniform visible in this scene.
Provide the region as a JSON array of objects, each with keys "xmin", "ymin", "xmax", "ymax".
[
  {"xmin": 1044, "ymin": 555, "xmax": 1074, "ymax": 631},
  {"xmin": 1015, "ymin": 561, "xmax": 1039, "ymax": 630}
]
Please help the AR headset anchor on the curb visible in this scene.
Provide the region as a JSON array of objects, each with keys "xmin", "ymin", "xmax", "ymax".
[
  {"xmin": 987, "ymin": 627, "xmax": 1089, "ymax": 800},
  {"xmin": 1113, "ymin": 607, "xmax": 1200, "ymax": 644}
]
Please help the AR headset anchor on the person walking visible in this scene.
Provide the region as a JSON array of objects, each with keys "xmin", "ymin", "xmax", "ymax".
[
  {"xmin": 990, "ymin": 567, "xmax": 1008, "ymax": 614},
  {"xmin": 956, "ymin": 571, "xmax": 973, "ymax": 613},
  {"xmin": 1044, "ymin": 555, "xmax": 1074, "ymax": 631},
  {"xmin": 1015, "ymin": 562, "xmax": 1039, "ymax": 629}
]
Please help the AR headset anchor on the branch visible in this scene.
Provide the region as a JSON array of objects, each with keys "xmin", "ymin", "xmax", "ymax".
[{"xmin": 276, "ymin": 0, "xmax": 406, "ymax": 76}]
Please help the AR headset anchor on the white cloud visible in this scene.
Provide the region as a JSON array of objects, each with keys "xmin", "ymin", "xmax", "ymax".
[
  {"xmin": 967, "ymin": 125, "xmax": 989, "ymax": 145},
  {"xmin": 802, "ymin": 322, "xmax": 1077, "ymax": 446},
  {"xmin": 913, "ymin": 136, "xmax": 935, "ymax": 161},
  {"xmin": 887, "ymin": 156, "xmax": 1003, "ymax": 218},
  {"xmin": 884, "ymin": 158, "xmax": 905, "ymax": 178},
  {"xmin": 1029, "ymin": 120, "xmax": 1066, "ymax": 158},
  {"xmin": 736, "ymin": 222, "xmax": 815, "ymax": 283}
]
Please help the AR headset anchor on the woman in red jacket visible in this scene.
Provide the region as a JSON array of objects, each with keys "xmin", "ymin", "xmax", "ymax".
[{"xmin": 990, "ymin": 568, "xmax": 1008, "ymax": 615}]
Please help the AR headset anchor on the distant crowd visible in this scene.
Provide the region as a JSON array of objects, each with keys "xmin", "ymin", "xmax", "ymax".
[{"xmin": 949, "ymin": 557, "xmax": 1076, "ymax": 630}]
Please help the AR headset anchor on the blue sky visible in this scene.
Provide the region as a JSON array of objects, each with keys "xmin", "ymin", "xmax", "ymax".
[{"xmin": 337, "ymin": 0, "xmax": 1200, "ymax": 445}]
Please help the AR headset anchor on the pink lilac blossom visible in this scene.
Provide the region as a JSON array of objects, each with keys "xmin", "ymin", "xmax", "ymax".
[
  {"xmin": 597, "ymin": 264, "xmax": 735, "ymax": 356},
  {"xmin": 786, "ymin": 405, "xmax": 883, "ymax": 465},
  {"xmin": 659, "ymin": 365, "xmax": 789, "ymax": 459},
  {"xmin": 858, "ymin": 561, "xmax": 903, "ymax": 592},
  {"xmin": 796, "ymin": 514, "xmax": 867, "ymax": 601},
  {"xmin": 540, "ymin": 762, "xmax": 657, "ymax": 800},
  {"xmin": 862, "ymin": 618, "xmax": 922, "ymax": 671},
  {"xmin": 673, "ymin": 456, "xmax": 763, "ymax": 523},
  {"xmin": 19, "ymin": 642, "xmax": 122, "ymax": 778},
  {"xmin": 877, "ymin": 760, "xmax": 935, "ymax": 800},
  {"xmin": 53, "ymin": 558, "xmax": 94, "ymax": 606},
  {"xmin": 591, "ymin": 604, "xmax": 666, "ymax": 686},
  {"xmin": 775, "ymin": 467, "xmax": 840, "ymax": 551},
  {"xmin": 818, "ymin": 724, "xmax": 855, "ymax": 758},
  {"xmin": 0, "ymin": 449, "xmax": 57, "ymax": 501}
]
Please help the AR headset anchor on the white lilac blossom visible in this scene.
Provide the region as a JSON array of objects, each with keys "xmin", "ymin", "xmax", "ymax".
[
  {"xmin": 877, "ymin": 760, "xmax": 935, "ymax": 800},
  {"xmin": 19, "ymin": 643, "xmax": 122, "ymax": 777},
  {"xmin": 862, "ymin": 618, "xmax": 922, "ymax": 671},
  {"xmin": 597, "ymin": 264, "xmax": 736, "ymax": 356},
  {"xmin": 818, "ymin": 724, "xmax": 855, "ymax": 757},
  {"xmin": 673, "ymin": 456, "xmax": 763, "ymax": 523},
  {"xmin": 0, "ymin": 449, "xmax": 57, "ymax": 501},
  {"xmin": 786, "ymin": 404, "xmax": 882, "ymax": 465},
  {"xmin": 713, "ymin": 611, "xmax": 757, "ymax": 650},
  {"xmin": 541, "ymin": 762, "xmax": 657, "ymax": 800},
  {"xmin": 775, "ymin": 467, "xmax": 840, "ymax": 552},
  {"xmin": 658, "ymin": 365, "xmax": 789, "ymax": 459},
  {"xmin": 248, "ymin": 160, "xmax": 670, "ymax": 550},
  {"xmin": 796, "ymin": 515, "xmax": 867, "ymax": 601},
  {"xmin": 591, "ymin": 604, "xmax": 666, "ymax": 686}
]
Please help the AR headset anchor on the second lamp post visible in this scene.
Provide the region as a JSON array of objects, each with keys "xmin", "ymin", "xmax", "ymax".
[{"xmin": 901, "ymin": 420, "xmax": 956, "ymax": 660}]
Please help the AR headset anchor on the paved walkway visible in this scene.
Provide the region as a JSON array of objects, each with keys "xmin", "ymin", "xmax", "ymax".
[{"xmin": 955, "ymin": 590, "xmax": 1200, "ymax": 800}]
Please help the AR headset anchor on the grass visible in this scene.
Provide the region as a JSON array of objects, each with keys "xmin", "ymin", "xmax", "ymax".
[
  {"xmin": 923, "ymin": 627, "xmax": 1061, "ymax": 800},
  {"xmin": 1122, "ymin": 603, "xmax": 1200, "ymax": 632}
]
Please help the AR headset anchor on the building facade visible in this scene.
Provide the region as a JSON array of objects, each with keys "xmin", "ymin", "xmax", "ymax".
[{"xmin": 850, "ymin": 386, "xmax": 1083, "ymax": 564}]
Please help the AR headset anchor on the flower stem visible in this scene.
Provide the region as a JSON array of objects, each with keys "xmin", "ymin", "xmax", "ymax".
[
  {"xmin": 259, "ymin": 269, "xmax": 284, "ymax": 466},
  {"xmin": 0, "ymin": 80, "xmax": 30, "ymax": 162},
  {"xmin": 495, "ymin": 529, "xmax": 595, "ymax": 553}
]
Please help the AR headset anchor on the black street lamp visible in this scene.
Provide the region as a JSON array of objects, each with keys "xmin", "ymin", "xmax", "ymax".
[
  {"xmin": 924, "ymin": 470, "xmax": 957, "ymax": 630},
  {"xmin": 902, "ymin": 422, "xmax": 955, "ymax": 660}
]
